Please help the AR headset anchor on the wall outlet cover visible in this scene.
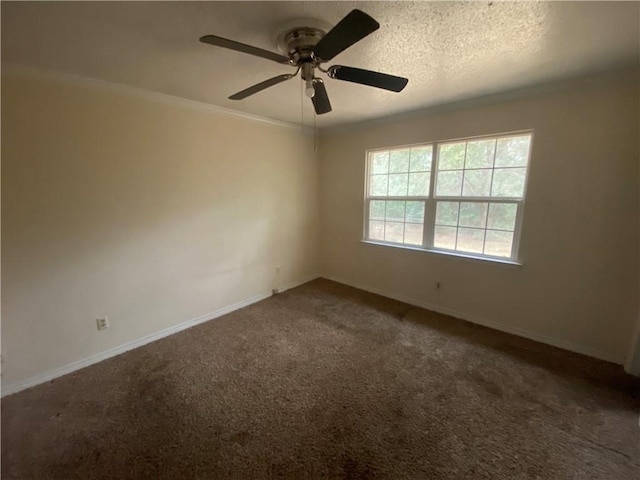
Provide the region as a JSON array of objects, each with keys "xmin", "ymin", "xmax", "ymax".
[{"xmin": 96, "ymin": 317, "xmax": 109, "ymax": 331}]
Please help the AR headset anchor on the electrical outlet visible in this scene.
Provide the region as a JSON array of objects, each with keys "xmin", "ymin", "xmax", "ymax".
[
  {"xmin": 275, "ymin": 266, "xmax": 281, "ymax": 275},
  {"xmin": 436, "ymin": 282, "xmax": 442, "ymax": 290},
  {"xmin": 96, "ymin": 317, "xmax": 109, "ymax": 331}
]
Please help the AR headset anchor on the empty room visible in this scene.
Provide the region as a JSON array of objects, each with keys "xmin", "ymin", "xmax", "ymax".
[{"xmin": 2, "ymin": 1, "xmax": 639, "ymax": 479}]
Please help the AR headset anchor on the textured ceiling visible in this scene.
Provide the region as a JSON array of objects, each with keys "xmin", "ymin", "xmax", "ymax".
[{"xmin": 2, "ymin": 1, "xmax": 639, "ymax": 128}]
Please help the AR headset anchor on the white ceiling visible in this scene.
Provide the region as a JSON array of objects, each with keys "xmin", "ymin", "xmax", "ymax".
[{"xmin": 2, "ymin": 1, "xmax": 639, "ymax": 128}]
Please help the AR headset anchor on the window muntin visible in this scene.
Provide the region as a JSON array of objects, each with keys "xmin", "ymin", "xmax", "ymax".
[
  {"xmin": 435, "ymin": 135, "xmax": 531, "ymax": 199},
  {"xmin": 368, "ymin": 200, "xmax": 425, "ymax": 245},
  {"xmin": 433, "ymin": 201, "xmax": 518, "ymax": 257},
  {"xmin": 364, "ymin": 132, "xmax": 532, "ymax": 261},
  {"xmin": 368, "ymin": 146, "xmax": 433, "ymax": 197},
  {"xmin": 366, "ymin": 146, "xmax": 433, "ymax": 246}
]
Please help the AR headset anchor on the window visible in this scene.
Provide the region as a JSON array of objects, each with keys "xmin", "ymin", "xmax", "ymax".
[{"xmin": 364, "ymin": 132, "xmax": 532, "ymax": 262}]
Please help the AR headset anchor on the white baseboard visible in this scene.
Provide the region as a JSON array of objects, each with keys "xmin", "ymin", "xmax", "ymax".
[
  {"xmin": 275, "ymin": 274, "xmax": 320, "ymax": 294},
  {"xmin": 1, "ymin": 274, "xmax": 319, "ymax": 397},
  {"xmin": 321, "ymin": 275, "xmax": 622, "ymax": 365}
]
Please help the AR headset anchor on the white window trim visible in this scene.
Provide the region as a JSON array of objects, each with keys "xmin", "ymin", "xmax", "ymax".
[{"xmin": 362, "ymin": 130, "xmax": 533, "ymax": 264}]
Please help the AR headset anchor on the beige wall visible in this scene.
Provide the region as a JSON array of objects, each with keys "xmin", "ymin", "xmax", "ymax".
[
  {"xmin": 1, "ymin": 72, "xmax": 319, "ymax": 388},
  {"xmin": 3, "ymin": 68, "xmax": 638, "ymax": 392},
  {"xmin": 319, "ymin": 69, "xmax": 640, "ymax": 364}
]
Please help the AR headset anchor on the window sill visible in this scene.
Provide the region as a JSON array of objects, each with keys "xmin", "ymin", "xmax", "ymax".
[{"xmin": 360, "ymin": 240, "xmax": 523, "ymax": 266}]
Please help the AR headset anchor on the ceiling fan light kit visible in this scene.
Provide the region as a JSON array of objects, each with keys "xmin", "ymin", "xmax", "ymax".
[{"xmin": 199, "ymin": 9, "xmax": 408, "ymax": 115}]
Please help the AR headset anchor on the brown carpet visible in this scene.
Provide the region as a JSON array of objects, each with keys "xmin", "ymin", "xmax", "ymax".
[{"xmin": 2, "ymin": 279, "xmax": 639, "ymax": 479}]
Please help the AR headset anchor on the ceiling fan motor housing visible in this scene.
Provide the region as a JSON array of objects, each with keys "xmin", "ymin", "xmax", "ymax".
[{"xmin": 277, "ymin": 26, "xmax": 326, "ymax": 66}]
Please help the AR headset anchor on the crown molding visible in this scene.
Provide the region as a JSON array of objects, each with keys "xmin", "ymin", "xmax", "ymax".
[
  {"xmin": 321, "ymin": 65, "xmax": 640, "ymax": 136},
  {"xmin": 2, "ymin": 64, "xmax": 310, "ymax": 132}
]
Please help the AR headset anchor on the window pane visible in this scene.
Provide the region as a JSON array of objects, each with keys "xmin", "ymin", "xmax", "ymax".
[
  {"xmin": 457, "ymin": 227, "xmax": 485, "ymax": 253},
  {"xmin": 484, "ymin": 230, "xmax": 514, "ymax": 257},
  {"xmin": 491, "ymin": 168, "xmax": 526, "ymax": 197},
  {"xmin": 404, "ymin": 223, "xmax": 424, "ymax": 246},
  {"xmin": 462, "ymin": 169, "xmax": 492, "ymax": 197},
  {"xmin": 458, "ymin": 202, "xmax": 488, "ymax": 228},
  {"xmin": 438, "ymin": 143, "xmax": 465, "ymax": 170},
  {"xmin": 370, "ymin": 175, "xmax": 388, "ymax": 196},
  {"xmin": 436, "ymin": 170, "xmax": 463, "ymax": 196},
  {"xmin": 369, "ymin": 200, "xmax": 386, "ymax": 220},
  {"xmin": 385, "ymin": 201, "xmax": 405, "ymax": 222},
  {"xmin": 385, "ymin": 222, "xmax": 404, "ymax": 243},
  {"xmin": 495, "ymin": 136, "xmax": 531, "ymax": 167},
  {"xmin": 388, "ymin": 173, "xmax": 408, "ymax": 196},
  {"xmin": 434, "ymin": 226, "xmax": 457, "ymax": 249},
  {"xmin": 406, "ymin": 201, "xmax": 425, "ymax": 223},
  {"xmin": 410, "ymin": 146, "xmax": 432, "ymax": 172},
  {"xmin": 435, "ymin": 201, "xmax": 459, "ymax": 226},
  {"xmin": 465, "ymin": 140, "xmax": 495, "ymax": 169},
  {"xmin": 369, "ymin": 220, "xmax": 385, "ymax": 240},
  {"xmin": 371, "ymin": 151, "xmax": 389, "ymax": 174},
  {"xmin": 389, "ymin": 149, "xmax": 410, "ymax": 173},
  {"xmin": 408, "ymin": 172, "xmax": 430, "ymax": 196},
  {"xmin": 487, "ymin": 203, "xmax": 517, "ymax": 231}
]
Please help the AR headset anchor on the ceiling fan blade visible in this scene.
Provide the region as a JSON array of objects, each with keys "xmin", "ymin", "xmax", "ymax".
[
  {"xmin": 229, "ymin": 74, "xmax": 294, "ymax": 100},
  {"xmin": 311, "ymin": 79, "xmax": 332, "ymax": 114},
  {"xmin": 200, "ymin": 35, "xmax": 291, "ymax": 65},
  {"xmin": 313, "ymin": 10, "xmax": 379, "ymax": 61},
  {"xmin": 328, "ymin": 65, "xmax": 408, "ymax": 92}
]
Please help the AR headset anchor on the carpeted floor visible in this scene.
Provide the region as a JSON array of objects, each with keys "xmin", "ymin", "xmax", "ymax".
[{"xmin": 2, "ymin": 279, "xmax": 639, "ymax": 479}]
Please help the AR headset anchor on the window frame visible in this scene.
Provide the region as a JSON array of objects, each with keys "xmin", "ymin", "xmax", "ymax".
[{"xmin": 363, "ymin": 130, "xmax": 534, "ymax": 264}]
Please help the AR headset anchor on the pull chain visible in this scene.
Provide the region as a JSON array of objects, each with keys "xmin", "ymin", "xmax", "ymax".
[
  {"xmin": 313, "ymin": 109, "xmax": 317, "ymax": 152},
  {"xmin": 300, "ymin": 78, "xmax": 304, "ymax": 131}
]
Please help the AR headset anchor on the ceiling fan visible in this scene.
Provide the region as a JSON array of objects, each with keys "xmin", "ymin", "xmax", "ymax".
[{"xmin": 199, "ymin": 9, "xmax": 408, "ymax": 115}]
